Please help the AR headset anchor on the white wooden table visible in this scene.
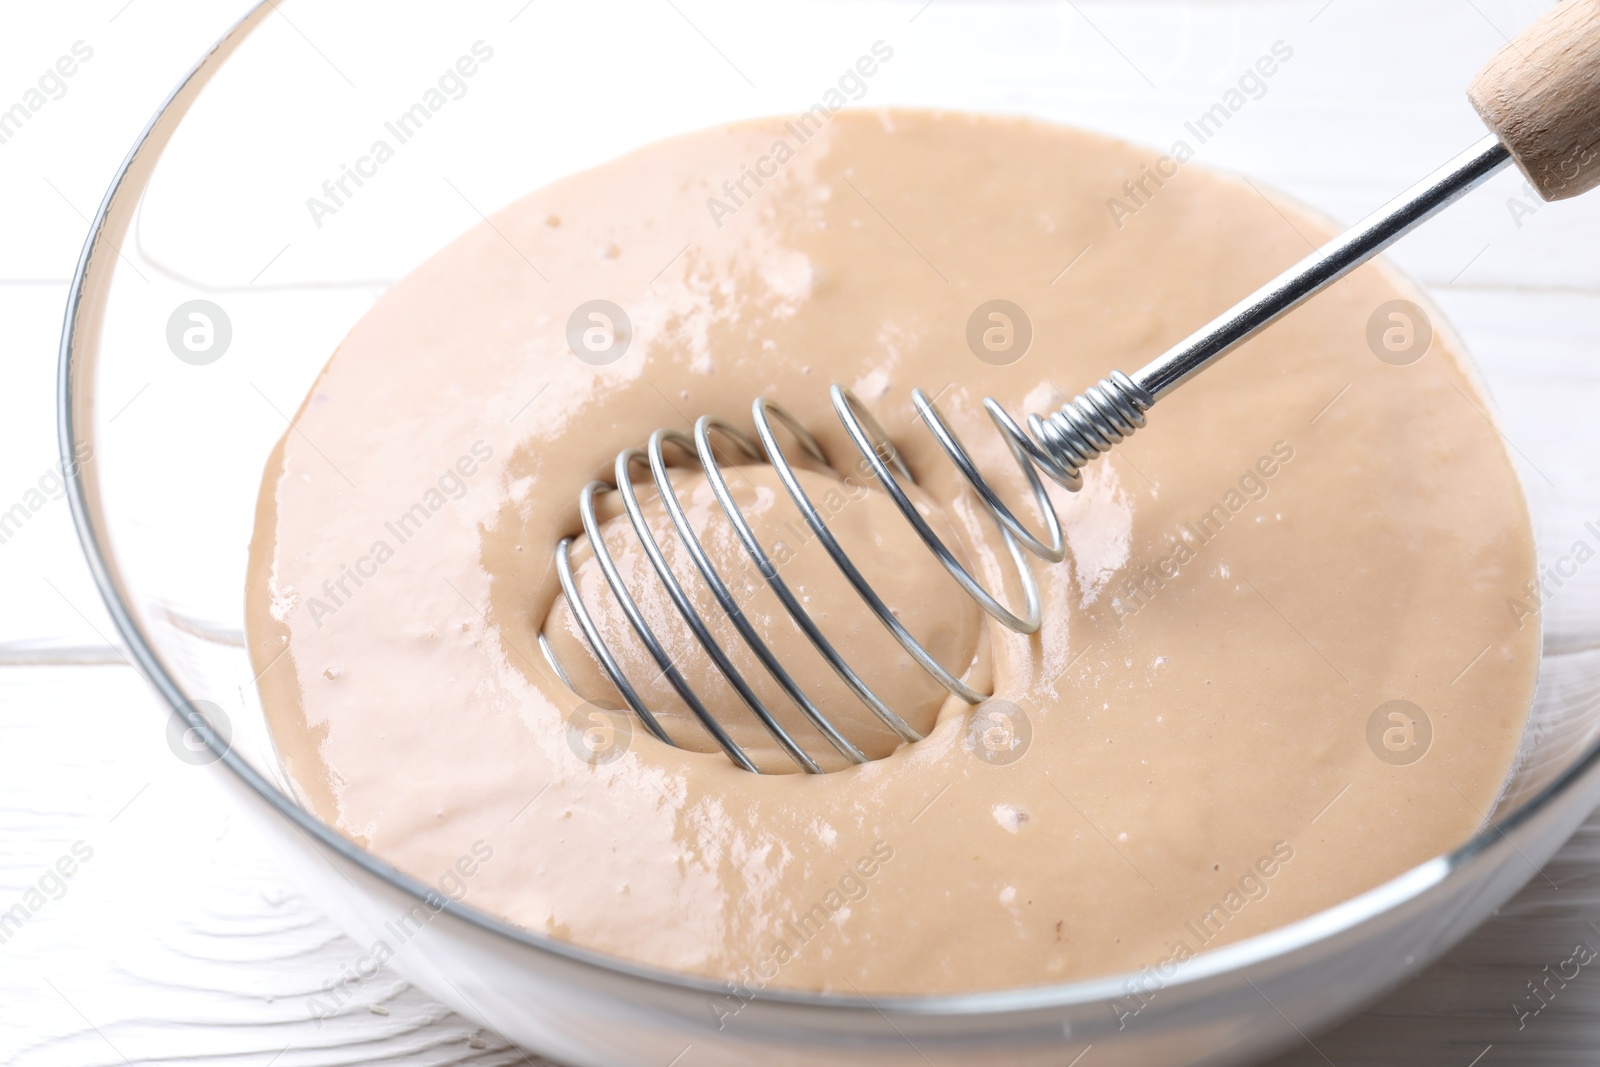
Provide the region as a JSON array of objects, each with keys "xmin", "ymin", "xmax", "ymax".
[{"xmin": 4, "ymin": 2, "xmax": 1599, "ymax": 1064}]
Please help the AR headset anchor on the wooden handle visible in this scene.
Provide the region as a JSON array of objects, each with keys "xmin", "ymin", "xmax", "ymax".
[{"xmin": 1469, "ymin": 0, "xmax": 1600, "ymax": 201}]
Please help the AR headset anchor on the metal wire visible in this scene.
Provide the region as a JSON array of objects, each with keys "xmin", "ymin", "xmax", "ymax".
[{"xmin": 549, "ymin": 386, "xmax": 1061, "ymax": 772}]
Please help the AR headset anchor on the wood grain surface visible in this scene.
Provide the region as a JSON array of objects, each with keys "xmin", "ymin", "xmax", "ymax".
[
  {"xmin": 1470, "ymin": 0, "xmax": 1600, "ymax": 200},
  {"xmin": 3, "ymin": 1, "xmax": 1598, "ymax": 1064}
]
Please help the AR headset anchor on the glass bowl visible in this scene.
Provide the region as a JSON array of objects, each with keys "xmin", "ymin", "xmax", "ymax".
[{"xmin": 58, "ymin": 2, "xmax": 1600, "ymax": 1064}]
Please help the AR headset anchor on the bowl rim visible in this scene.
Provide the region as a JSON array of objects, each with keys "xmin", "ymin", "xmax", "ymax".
[{"xmin": 55, "ymin": 0, "xmax": 1600, "ymax": 1025}]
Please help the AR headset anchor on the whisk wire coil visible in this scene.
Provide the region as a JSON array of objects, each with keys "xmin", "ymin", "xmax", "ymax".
[{"xmin": 551, "ymin": 378, "xmax": 1131, "ymax": 773}]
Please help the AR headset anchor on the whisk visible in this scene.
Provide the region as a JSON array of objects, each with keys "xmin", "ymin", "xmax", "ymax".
[{"xmin": 548, "ymin": 2, "xmax": 1600, "ymax": 773}]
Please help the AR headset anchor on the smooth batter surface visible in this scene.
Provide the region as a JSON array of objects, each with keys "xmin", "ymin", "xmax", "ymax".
[{"xmin": 247, "ymin": 110, "xmax": 1539, "ymax": 994}]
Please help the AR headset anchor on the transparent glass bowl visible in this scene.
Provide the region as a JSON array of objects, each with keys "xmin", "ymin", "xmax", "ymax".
[{"xmin": 58, "ymin": 3, "xmax": 1600, "ymax": 1064}]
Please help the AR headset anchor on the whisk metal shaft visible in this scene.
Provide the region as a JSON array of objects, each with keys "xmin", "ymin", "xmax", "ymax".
[
  {"xmin": 1132, "ymin": 134, "xmax": 1509, "ymax": 401},
  {"xmin": 550, "ymin": 134, "xmax": 1513, "ymax": 773}
]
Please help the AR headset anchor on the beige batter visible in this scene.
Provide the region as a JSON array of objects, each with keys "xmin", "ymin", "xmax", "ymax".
[{"xmin": 247, "ymin": 110, "xmax": 1539, "ymax": 995}]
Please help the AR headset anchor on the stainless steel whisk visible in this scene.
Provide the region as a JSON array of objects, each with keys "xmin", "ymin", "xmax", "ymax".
[{"xmin": 547, "ymin": 1, "xmax": 1600, "ymax": 773}]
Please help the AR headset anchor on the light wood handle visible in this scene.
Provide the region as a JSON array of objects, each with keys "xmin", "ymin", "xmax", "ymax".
[{"xmin": 1469, "ymin": 0, "xmax": 1600, "ymax": 201}]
